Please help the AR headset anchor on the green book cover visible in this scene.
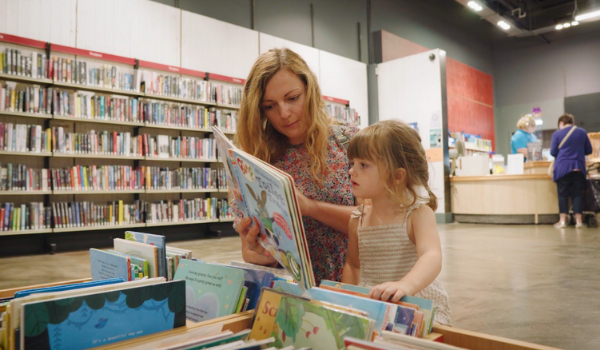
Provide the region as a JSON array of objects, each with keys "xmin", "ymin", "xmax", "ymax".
[{"xmin": 173, "ymin": 260, "xmax": 245, "ymax": 322}]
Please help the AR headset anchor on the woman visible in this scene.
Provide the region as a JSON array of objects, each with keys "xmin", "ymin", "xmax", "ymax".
[
  {"xmin": 231, "ymin": 48, "xmax": 359, "ymax": 283},
  {"xmin": 551, "ymin": 114, "xmax": 593, "ymax": 228},
  {"xmin": 511, "ymin": 114, "xmax": 538, "ymax": 159}
]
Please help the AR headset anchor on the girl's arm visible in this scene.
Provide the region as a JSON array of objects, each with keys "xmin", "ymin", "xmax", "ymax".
[
  {"xmin": 341, "ymin": 216, "xmax": 361, "ymax": 284},
  {"xmin": 295, "ymin": 187, "xmax": 356, "ymax": 235},
  {"xmin": 369, "ymin": 205, "xmax": 442, "ymax": 302}
]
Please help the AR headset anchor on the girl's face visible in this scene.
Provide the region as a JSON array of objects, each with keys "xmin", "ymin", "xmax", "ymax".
[
  {"xmin": 261, "ymin": 69, "xmax": 308, "ymax": 145},
  {"xmin": 348, "ymin": 158, "xmax": 388, "ymax": 199}
]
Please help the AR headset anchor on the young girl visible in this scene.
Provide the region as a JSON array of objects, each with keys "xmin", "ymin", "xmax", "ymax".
[{"xmin": 341, "ymin": 120, "xmax": 451, "ymax": 325}]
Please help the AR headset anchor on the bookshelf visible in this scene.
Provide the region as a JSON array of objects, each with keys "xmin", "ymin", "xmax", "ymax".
[{"xmin": 0, "ymin": 33, "xmax": 240, "ymax": 238}]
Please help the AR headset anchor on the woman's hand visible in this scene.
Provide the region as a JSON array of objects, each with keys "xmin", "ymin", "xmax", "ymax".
[
  {"xmin": 368, "ymin": 281, "xmax": 413, "ymax": 303},
  {"xmin": 236, "ymin": 217, "xmax": 278, "ymax": 266}
]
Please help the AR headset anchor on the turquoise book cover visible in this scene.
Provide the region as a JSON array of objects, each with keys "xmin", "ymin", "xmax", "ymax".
[
  {"xmin": 90, "ymin": 249, "xmax": 131, "ymax": 282},
  {"xmin": 173, "ymin": 260, "xmax": 245, "ymax": 322},
  {"xmin": 21, "ymin": 280, "xmax": 186, "ymax": 350}
]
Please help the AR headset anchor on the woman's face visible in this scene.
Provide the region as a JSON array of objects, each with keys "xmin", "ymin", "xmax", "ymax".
[
  {"xmin": 526, "ymin": 124, "xmax": 536, "ymax": 134},
  {"xmin": 261, "ymin": 69, "xmax": 308, "ymax": 145}
]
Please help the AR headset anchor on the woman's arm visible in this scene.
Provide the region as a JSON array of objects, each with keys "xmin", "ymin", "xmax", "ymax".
[
  {"xmin": 369, "ymin": 205, "xmax": 442, "ymax": 302},
  {"xmin": 342, "ymin": 216, "xmax": 361, "ymax": 284}
]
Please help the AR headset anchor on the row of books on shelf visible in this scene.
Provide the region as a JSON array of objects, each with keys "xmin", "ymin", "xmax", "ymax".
[
  {"xmin": 326, "ymin": 103, "xmax": 360, "ymax": 126},
  {"xmin": 0, "ymin": 123, "xmax": 220, "ymax": 159},
  {"xmin": 0, "ymin": 164, "xmax": 226, "ymax": 192},
  {"xmin": 0, "ymin": 198, "xmax": 233, "ymax": 231},
  {"xmin": 1, "ymin": 49, "xmax": 243, "ymax": 105},
  {"xmin": 0, "ymin": 81, "xmax": 238, "ymax": 131}
]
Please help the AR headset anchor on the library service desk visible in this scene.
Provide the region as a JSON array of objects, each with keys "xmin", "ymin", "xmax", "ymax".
[{"xmin": 451, "ymin": 171, "xmax": 559, "ymax": 225}]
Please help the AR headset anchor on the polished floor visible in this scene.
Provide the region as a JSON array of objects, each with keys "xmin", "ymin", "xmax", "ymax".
[{"xmin": 1, "ymin": 223, "xmax": 599, "ymax": 350}]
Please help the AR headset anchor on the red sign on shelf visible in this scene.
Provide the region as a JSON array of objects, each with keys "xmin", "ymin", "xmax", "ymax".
[
  {"xmin": 322, "ymin": 95, "xmax": 349, "ymax": 105},
  {"xmin": 208, "ymin": 73, "xmax": 245, "ymax": 85},
  {"xmin": 51, "ymin": 44, "xmax": 135, "ymax": 65},
  {"xmin": 0, "ymin": 32, "xmax": 46, "ymax": 49},
  {"xmin": 138, "ymin": 60, "xmax": 206, "ymax": 79}
]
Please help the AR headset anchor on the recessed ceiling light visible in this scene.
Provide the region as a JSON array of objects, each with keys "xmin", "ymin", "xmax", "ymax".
[
  {"xmin": 467, "ymin": 1, "xmax": 483, "ymax": 11},
  {"xmin": 497, "ymin": 21, "xmax": 511, "ymax": 30},
  {"xmin": 571, "ymin": 21, "xmax": 579, "ymax": 26},
  {"xmin": 575, "ymin": 10, "xmax": 600, "ymax": 21},
  {"xmin": 563, "ymin": 22, "xmax": 571, "ymax": 28},
  {"xmin": 556, "ymin": 24, "xmax": 564, "ymax": 30}
]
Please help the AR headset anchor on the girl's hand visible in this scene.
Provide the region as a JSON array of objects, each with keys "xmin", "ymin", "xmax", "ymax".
[
  {"xmin": 293, "ymin": 185, "xmax": 315, "ymax": 217},
  {"xmin": 369, "ymin": 281, "xmax": 413, "ymax": 303},
  {"xmin": 236, "ymin": 217, "xmax": 278, "ymax": 266}
]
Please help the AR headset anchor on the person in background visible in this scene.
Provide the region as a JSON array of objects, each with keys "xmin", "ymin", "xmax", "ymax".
[
  {"xmin": 510, "ymin": 114, "xmax": 538, "ymax": 159},
  {"xmin": 231, "ymin": 48, "xmax": 359, "ymax": 284},
  {"xmin": 551, "ymin": 114, "xmax": 593, "ymax": 228}
]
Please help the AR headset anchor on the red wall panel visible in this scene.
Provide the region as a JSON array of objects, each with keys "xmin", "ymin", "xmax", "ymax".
[{"xmin": 446, "ymin": 58, "xmax": 495, "ymax": 150}]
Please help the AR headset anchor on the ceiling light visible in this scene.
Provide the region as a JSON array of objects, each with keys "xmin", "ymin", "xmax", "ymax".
[
  {"xmin": 575, "ymin": 10, "xmax": 600, "ymax": 21},
  {"xmin": 563, "ymin": 22, "xmax": 571, "ymax": 28},
  {"xmin": 556, "ymin": 24, "xmax": 564, "ymax": 30},
  {"xmin": 572, "ymin": 21, "xmax": 579, "ymax": 26},
  {"xmin": 497, "ymin": 21, "xmax": 511, "ymax": 30},
  {"xmin": 467, "ymin": 1, "xmax": 483, "ymax": 11}
]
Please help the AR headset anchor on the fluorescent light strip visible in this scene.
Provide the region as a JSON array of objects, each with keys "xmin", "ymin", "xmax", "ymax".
[
  {"xmin": 467, "ymin": 1, "xmax": 483, "ymax": 11},
  {"xmin": 497, "ymin": 21, "xmax": 511, "ymax": 30},
  {"xmin": 575, "ymin": 10, "xmax": 600, "ymax": 21},
  {"xmin": 556, "ymin": 24, "xmax": 563, "ymax": 30}
]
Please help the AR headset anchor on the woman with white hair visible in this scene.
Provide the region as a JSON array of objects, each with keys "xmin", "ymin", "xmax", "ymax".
[{"xmin": 510, "ymin": 114, "xmax": 538, "ymax": 159}]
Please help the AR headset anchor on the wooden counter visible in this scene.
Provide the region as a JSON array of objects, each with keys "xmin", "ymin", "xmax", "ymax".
[
  {"xmin": 524, "ymin": 161, "xmax": 551, "ymax": 174},
  {"xmin": 450, "ymin": 174, "xmax": 558, "ymax": 224}
]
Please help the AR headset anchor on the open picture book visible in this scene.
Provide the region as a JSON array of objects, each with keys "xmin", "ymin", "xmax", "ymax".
[{"xmin": 212, "ymin": 126, "xmax": 315, "ymax": 291}]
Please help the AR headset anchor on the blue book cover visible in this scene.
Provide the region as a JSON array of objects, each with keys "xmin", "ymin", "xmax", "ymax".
[
  {"xmin": 230, "ymin": 148, "xmax": 313, "ymax": 290},
  {"xmin": 124, "ymin": 231, "xmax": 167, "ymax": 279},
  {"xmin": 173, "ymin": 260, "xmax": 245, "ymax": 322},
  {"xmin": 393, "ymin": 305, "xmax": 416, "ymax": 335},
  {"xmin": 90, "ymin": 249, "xmax": 131, "ymax": 281},
  {"xmin": 14, "ymin": 278, "xmax": 124, "ymax": 299},
  {"xmin": 213, "ymin": 264, "xmax": 275, "ymax": 311},
  {"xmin": 21, "ymin": 280, "xmax": 186, "ymax": 350},
  {"xmin": 272, "ymin": 281, "xmax": 396, "ymax": 337}
]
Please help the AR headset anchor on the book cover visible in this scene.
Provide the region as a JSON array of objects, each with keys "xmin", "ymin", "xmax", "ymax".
[
  {"xmin": 90, "ymin": 248, "xmax": 132, "ymax": 282},
  {"xmin": 13, "ymin": 278, "xmax": 124, "ymax": 299},
  {"xmin": 113, "ymin": 238, "xmax": 159, "ymax": 278},
  {"xmin": 21, "ymin": 280, "xmax": 186, "ymax": 350},
  {"xmin": 400, "ymin": 296, "xmax": 434, "ymax": 337},
  {"xmin": 172, "ymin": 260, "xmax": 245, "ymax": 322},
  {"xmin": 230, "ymin": 148, "xmax": 313, "ymax": 290},
  {"xmin": 273, "ymin": 281, "xmax": 396, "ymax": 338},
  {"xmin": 124, "ymin": 230, "xmax": 167, "ymax": 279},
  {"xmin": 272, "ymin": 295, "xmax": 373, "ymax": 350},
  {"xmin": 211, "ymin": 126, "xmax": 247, "ymax": 217},
  {"xmin": 107, "ymin": 249, "xmax": 149, "ymax": 278},
  {"xmin": 238, "ymin": 267, "xmax": 275, "ymax": 311},
  {"xmin": 249, "ymin": 288, "xmax": 289, "ymax": 341}
]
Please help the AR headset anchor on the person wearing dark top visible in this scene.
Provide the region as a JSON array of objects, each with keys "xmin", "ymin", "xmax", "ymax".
[{"xmin": 550, "ymin": 114, "xmax": 593, "ymax": 228}]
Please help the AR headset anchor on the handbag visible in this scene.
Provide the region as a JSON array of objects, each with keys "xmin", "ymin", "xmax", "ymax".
[{"xmin": 548, "ymin": 126, "xmax": 577, "ymax": 177}]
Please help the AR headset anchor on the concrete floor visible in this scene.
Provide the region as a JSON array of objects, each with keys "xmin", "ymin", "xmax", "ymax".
[{"xmin": 1, "ymin": 223, "xmax": 599, "ymax": 350}]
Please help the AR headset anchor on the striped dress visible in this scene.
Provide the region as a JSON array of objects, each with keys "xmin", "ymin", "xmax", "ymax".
[{"xmin": 353, "ymin": 204, "xmax": 451, "ymax": 325}]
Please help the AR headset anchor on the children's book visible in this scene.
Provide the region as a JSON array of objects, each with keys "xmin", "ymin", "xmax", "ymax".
[
  {"xmin": 400, "ymin": 296, "xmax": 435, "ymax": 337},
  {"xmin": 273, "ymin": 281, "xmax": 396, "ymax": 338},
  {"xmin": 8, "ymin": 278, "xmax": 165, "ymax": 350},
  {"xmin": 230, "ymin": 261, "xmax": 293, "ymax": 282},
  {"xmin": 213, "ymin": 126, "xmax": 314, "ymax": 290},
  {"xmin": 125, "ymin": 231, "xmax": 167, "ymax": 278},
  {"xmin": 20, "ymin": 280, "xmax": 186, "ymax": 350},
  {"xmin": 172, "ymin": 260, "xmax": 245, "ymax": 322},
  {"xmin": 113, "ymin": 238, "xmax": 159, "ymax": 278},
  {"xmin": 249, "ymin": 288, "xmax": 299, "ymax": 341},
  {"xmin": 212, "ymin": 262, "xmax": 275, "ymax": 311},
  {"xmin": 166, "ymin": 245, "xmax": 193, "ymax": 259},
  {"xmin": 90, "ymin": 248, "xmax": 132, "ymax": 281},
  {"xmin": 107, "ymin": 249, "xmax": 149, "ymax": 279},
  {"xmin": 13, "ymin": 278, "xmax": 124, "ymax": 299},
  {"xmin": 379, "ymin": 330, "xmax": 468, "ymax": 349},
  {"xmin": 271, "ymin": 294, "xmax": 374, "ymax": 350},
  {"xmin": 211, "ymin": 126, "xmax": 247, "ymax": 218},
  {"xmin": 318, "ymin": 285, "xmax": 420, "ymax": 311}
]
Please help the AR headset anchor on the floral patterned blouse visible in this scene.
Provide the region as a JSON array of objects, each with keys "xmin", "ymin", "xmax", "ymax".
[{"xmin": 231, "ymin": 123, "xmax": 360, "ymax": 284}]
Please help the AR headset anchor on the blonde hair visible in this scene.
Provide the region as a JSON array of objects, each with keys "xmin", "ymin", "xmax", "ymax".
[
  {"xmin": 347, "ymin": 120, "xmax": 437, "ymax": 211},
  {"xmin": 234, "ymin": 48, "xmax": 331, "ymax": 182},
  {"xmin": 517, "ymin": 115, "xmax": 535, "ymax": 130}
]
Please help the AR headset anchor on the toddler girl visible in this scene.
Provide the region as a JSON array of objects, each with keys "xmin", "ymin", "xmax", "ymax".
[{"xmin": 341, "ymin": 120, "xmax": 451, "ymax": 325}]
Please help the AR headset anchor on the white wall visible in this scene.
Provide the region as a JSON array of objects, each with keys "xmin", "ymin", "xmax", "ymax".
[{"xmin": 377, "ymin": 49, "xmax": 447, "ymax": 213}]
